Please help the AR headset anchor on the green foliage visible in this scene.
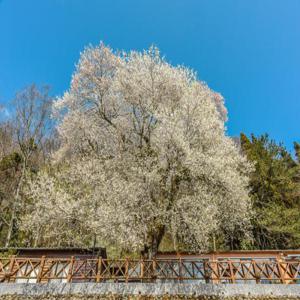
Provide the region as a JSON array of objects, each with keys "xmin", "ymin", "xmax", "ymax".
[
  {"xmin": 0, "ymin": 152, "xmax": 22, "ymax": 171},
  {"xmin": 240, "ymin": 133, "xmax": 300, "ymax": 249},
  {"xmin": 294, "ymin": 142, "xmax": 300, "ymax": 163}
]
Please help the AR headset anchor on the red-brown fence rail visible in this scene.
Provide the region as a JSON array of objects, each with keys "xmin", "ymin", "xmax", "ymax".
[{"xmin": 1, "ymin": 257, "xmax": 300, "ymax": 284}]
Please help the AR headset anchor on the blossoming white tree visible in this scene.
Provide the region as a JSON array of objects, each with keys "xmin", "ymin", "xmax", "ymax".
[{"xmin": 23, "ymin": 43, "xmax": 252, "ymax": 256}]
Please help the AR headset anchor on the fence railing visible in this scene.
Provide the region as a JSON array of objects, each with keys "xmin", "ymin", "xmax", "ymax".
[{"xmin": 1, "ymin": 257, "xmax": 300, "ymax": 284}]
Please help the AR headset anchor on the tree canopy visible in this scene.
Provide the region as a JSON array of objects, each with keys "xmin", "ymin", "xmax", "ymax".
[{"xmin": 21, "ymin": 44, "xmax": 252, "ymax": 257}]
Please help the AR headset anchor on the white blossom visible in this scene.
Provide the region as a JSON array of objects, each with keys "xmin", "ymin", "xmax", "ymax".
[{"xmin": 23, "ymin": 43, "xmax": 252, "ymax": 254}]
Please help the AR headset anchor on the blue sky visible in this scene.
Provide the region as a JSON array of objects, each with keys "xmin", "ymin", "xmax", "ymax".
[{"xmin": 0, "ymin": 0, "xmax": 299, "ymax": 150}]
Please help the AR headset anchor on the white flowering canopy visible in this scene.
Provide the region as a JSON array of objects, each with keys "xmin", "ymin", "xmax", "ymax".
[{"xmin": 24, "ymin": 43, "xmax": 251, "ymax": 254}]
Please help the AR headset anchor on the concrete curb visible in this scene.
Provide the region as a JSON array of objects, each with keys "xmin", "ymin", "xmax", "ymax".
[{"xmin": 0, "ymin": 283, "xmax": 300, "ymax": 297}]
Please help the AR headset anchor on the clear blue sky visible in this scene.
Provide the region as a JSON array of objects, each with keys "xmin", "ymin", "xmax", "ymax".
[{"xmin": 0, "ymin": 0, "xmax": 299, "ymax": 150}]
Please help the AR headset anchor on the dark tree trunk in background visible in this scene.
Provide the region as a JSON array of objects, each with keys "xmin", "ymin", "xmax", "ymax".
[{"xmin": 142, "ymin": 226, "xmax": 165, "ymax": 259}]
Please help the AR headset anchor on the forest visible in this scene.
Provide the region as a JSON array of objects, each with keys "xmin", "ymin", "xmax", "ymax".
[{"xmin": 0, "ymin": 44, "xmax": 299, "ymax": 256}]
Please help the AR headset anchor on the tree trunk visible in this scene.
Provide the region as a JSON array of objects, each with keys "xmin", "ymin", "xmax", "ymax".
[
  {"xmin": 143, "ymin": 226, "xmax": 165, "ymax": 259},
  {"xmin": 148, "ymin": 236, "xmax": 159, "ymax": 259},
  {"xmin": 5, "ymin": 202, "xmax": 16, "ymax": 247},
  {"xmin": 0, "ymin": 220, "xmax": 3, "ymax": 238}
]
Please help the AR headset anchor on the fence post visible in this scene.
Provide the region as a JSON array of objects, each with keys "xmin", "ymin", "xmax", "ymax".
[
  {"xmin": 229, "ymin": 260, "xmax": 235, "ymax": 283},
  {"xmin": 7, "ymin": 255, "xmax": 15, "ymax": 283},
  {"xmin": 253, "ymin": 260, "xmax": 260, "ymax": 284},
  {"xmin": 277, "ymin": 257, "xmax": 287, "ymax": 284},
  {"xmin": 210, "ymin": 260, "xmax": 219, "ymax": 284},
  {"xmin": 96, "ymin": 257, "xmax": 102, "ymax": 282},
  {"xmin": 179, "ymin": 257, "xmax": 182, "ymax": 282},
  {"xmin": 152, "ymin": 258, "xmax": 156, "ymax": 282},
  {"xmin": 125, "ymin": 258, "xmax": 129, "ymax": 283},
  {"xmin": 140, "ymin": 258, "xmax": 144, "ymax": 282},
  {"xmin": 203, "ymin": 260, "xmax": 210, "ymax": 283},
  {"xmin": 67, "ymin": 256, "xmax": 75, "ymax": 283},
  {"xmin": 37, "ymin": 256, "xmax": 46, "ymax": 283}
]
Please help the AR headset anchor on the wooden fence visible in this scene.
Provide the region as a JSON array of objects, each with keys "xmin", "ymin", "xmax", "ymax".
[{"xmin": 1, "ymin": 257, "xmax": 300, "ymax": 284}]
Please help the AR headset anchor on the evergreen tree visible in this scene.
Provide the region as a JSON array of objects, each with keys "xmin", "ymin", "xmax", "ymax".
[
  {"xmin": 294, "ymin": 142, "xmax": 300, "ymax": 163},
  {"xmin": 240, "ymin": 133, "xmax": 300, "ymax": 249}
]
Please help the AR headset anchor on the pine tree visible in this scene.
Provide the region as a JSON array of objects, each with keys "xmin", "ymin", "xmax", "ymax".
[
  {"xmin": 241, "ymin": 133, "xmax": 300, "ymax": 249},
  {"xmin": 294, "ymin": 142, "xmax": 300, "ymax": 163}
]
